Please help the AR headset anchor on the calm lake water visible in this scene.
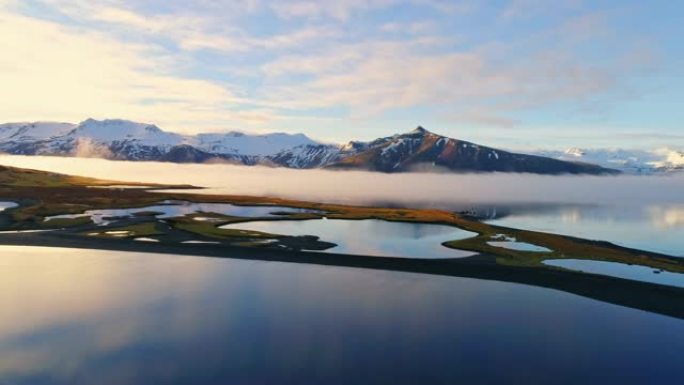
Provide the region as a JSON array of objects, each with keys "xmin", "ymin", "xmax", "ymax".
[
  {"xmin": 544, "ymin": 259, "xmax": 684, "ymax": 288},
  {"xmin": 45, "ymin": 200, "xmax": 323, "ymax": 226},
  {"xmin": 0, "ymin": 155, "xmax": 682, "ymax": 259},
  {"xmin": 221, "ymin": 219, "xmax": 477, "ymax": 258},
  {"xmin": 486, "ymin": 204, "xmax": 684, "ymax": 257},
  {"xmin": 0, "ymin": 246, "xmax": 682, "ymax": 385}
]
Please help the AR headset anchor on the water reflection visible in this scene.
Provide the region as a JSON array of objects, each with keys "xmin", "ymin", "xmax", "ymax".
[
  {"xmin": 487, "ymin": 241, "xmax": 551, "ymax": 252},
  {"xmin": 221, "ymin": 219, "xmax": 477, "ymax": 258},
  {"xmin": 487, "ymin": 204, "xmax": 684, "ymax": 257},
  {"xmin": 648, "ymin": 206, "xmax": 684, "ymax": 228},
  {"xmin": 487, "ymin": 234, "xmax": 552, "ymax": 252},
  {"xmin": 0, "ymin": 201, "xmax": 18, "ymax": 212},
  {"xmin": 44, "ymin": 201, "xmax": 323, "ymax": 226},
  {"xmin": 1, "ymin": 154, "xmax": 682, "ymax": 259},
  {"xmin": 544, "ymin": 259, "xmax": 684, "ymax": 288},
  {"xmin": 0, "ymin": 246, "xmax": 682, "ymax": 384}
]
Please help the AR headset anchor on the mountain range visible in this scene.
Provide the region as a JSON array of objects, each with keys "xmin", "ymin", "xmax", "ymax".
[
  {"xmin": 535, "ymin": 147, "xmax": 684, "ymax": 174},
  {"xmin": 0, "ymin": 118, "xmax": 679, "ymax": 175}
]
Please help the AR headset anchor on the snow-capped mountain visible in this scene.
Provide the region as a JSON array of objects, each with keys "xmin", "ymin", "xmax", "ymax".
[
  {"xmin": 0, "ymin": 122, "xmax": 76, "ymax": 142},
  {"xmin": 0, "ymin": 119, "xmax": 319, "ymax": 163},
  {"xmin": 269, "ymin": 144, "xmax": 341, "ymax": 169},
  {"xmin": 537, "ymin": 147, "xmax": 684, "ymax": 174},
  {"xmin": 1, "ymin": 119, "xmax": 669, "ymax": 175},
  {"xmin": 323, "ymin": 127, "xmax": 618, "ymax": 175},
  {"xmin": 195, "ymin": 132, "xmax": 318, "ymax": 157}
]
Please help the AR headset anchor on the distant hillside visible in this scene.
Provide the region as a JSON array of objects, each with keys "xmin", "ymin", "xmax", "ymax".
[{"xmin": 0, "ymin": 165, "xmax": 108, "ymax": 187}]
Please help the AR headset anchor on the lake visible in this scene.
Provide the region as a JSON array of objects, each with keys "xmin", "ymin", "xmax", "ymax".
[
  {"xmin": 44, "ymin": 200, "xmax": 324, "ymax": 226},
  {"xmin": 544, "ymin": 259, "xmax": 684, "ymax": 288},
  {"xmin": 221, "ymin": 219, "xmax": 478, "ymax": 258},
  {"xmin": 1, "ymin": 155, "xmax": 682, "ymax": 259},
  {"xmin": 486, "ymin": 204, "xmax": 684, "ymax": 257},
  {"xmin": 0, "ymin": 246, "xmax": 681, "ymax": 385}
]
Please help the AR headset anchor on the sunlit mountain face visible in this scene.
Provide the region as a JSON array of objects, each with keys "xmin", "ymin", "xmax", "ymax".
[
  {"xmin": 4, "ymin": 120, "xmax": 682, "ymax": 175},
  {"xmin": 0, "ymin": 121, "xmax": 625, "ymax": 175}
]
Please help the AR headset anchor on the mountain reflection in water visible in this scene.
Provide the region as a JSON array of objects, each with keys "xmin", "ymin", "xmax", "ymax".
[{"xmin": 0, "ymin": 246, "xmax": 682, "ymax": 384}]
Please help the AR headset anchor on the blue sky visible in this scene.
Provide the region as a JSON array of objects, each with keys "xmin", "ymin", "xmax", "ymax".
[{"xmin": 0, "ymin": 0, "xmax": 682, "ymax": 149}]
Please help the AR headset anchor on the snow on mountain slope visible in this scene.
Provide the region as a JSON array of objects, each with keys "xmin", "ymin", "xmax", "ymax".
[
  {"xmin": 0, "ymin": 119, "xmax": 679, "ymax": 175},
  {"xmin": 0, "ymin": 122, "xmax": 76, "ymax": 141},
  {"xmin": 269, "ymin": 144, "xmax": 342, "ymax": 168},
  {"xmin": 73, "ymin": 119, "xmax": 185, "ymax": 146},
  {"xmin": 194, "ymin": 132, "xmax": 318, "ymax": 156},
  {"xmin": 0, "ymin": 119, "xmax": 320, "ymax": 161},
  {"xmin": 326, "ymin": 127, "xmax": 618, "ymax": 175},
  {"xmin": 537, "ymin": 148, "xmax": 684, "ymax": 174}
]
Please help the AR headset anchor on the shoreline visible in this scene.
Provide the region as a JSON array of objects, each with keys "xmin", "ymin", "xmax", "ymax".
[
  {"xmin": 0, "ymin": 165, "xmax": 682, "ymax": 321},
  {"xmin": 1, "ymin": 230, "xmax": 683, "ymax": 320}
]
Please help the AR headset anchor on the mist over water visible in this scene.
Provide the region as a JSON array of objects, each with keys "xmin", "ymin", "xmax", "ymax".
[
  {"xmin": 3, "ymin": 154, "xmax": 681, "ymax": 255},
  {"xmin": 0, "ymin": 154, "xmax": 682, "ymax": 208}
]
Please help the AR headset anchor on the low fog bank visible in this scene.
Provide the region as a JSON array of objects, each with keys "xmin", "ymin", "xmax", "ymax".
[{"xmin": 1, "ymin": 155, "xmax": 682, "ymax": 208}]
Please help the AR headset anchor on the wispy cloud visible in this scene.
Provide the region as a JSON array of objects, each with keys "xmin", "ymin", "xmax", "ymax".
[
  {"xmin": 379, "ymin": 20, "xmax": 437, "ymax": 35},
  {"xmin": 0, "ymin": 11, "xmax": 254, "ymax": 132},
  {"xmin": 257, "ymin": 32, "xmax": 637, "ymax": 124},
  {"xmin": 270, "ymin": 0, "xmax": 398, "ymax": 21},
  {"xmin": 499, "ymin": 0, "xmax": 584, "ymax": 22},
  {"xmin": 270, "ymin": 0, "xmax": 472, "ymax": 21},
  {"xmin": 0, "ymin": 0, "xmax": 680, "ymax": 147}
]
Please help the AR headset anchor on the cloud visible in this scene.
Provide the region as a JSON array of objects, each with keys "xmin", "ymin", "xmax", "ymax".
[
  {"xmin": 90, "ymin": 6, "xmax": 162, "ymax": 32},
  {"xmin": 2, "ymin": 155, "xmax": 683, "ymax": 207},
  {"xmin": 499, "ymin": 0, "xmax": 583, "ymax": 22},
  {"xmin": 47, "ymin": 1, "xmax": 343, "ymax": 54},
  {"xmin": 71, "ymin": 138, "xmax": 115, "ymax": 159},
  {"xmin": 258, "ymin": 36, "xmax": 624, "ymax": 122},
  {"xmin": 0, "ymin": 10, "xmax": 267, "ymax": 132},
  {"xmin": 41, "ymin": 2, "xmax": 252, "ymax": 52},
  {"xmin": 379, "ymin": 21, "xmax": 436, "ymax": 35},
  {"xmin": 270, "ymin": 0, "xmax": 398, "ymax": 21},
  {"xmin": 445, "ymin": 112, "xmax": 521, "ymax": 129},
  {"xmin": 270, "ymin": 0, "xmax": 472, "ymax": 21},
  {"xmin": 1, "ymin": 0, "xmax": 674, "ymax": 143}
]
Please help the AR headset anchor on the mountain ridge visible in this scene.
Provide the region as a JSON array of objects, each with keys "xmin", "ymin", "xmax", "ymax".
[
  {"xmin": 1, "ymin": 119, "xmax": 671, "ymax": 175},
  {"xmin": 323, "ymin": 126, "xmax": 616, "ymax": 175},
  {"xmin": 535, "ymin": 147, "xmax": 684, "ymax": 174}
]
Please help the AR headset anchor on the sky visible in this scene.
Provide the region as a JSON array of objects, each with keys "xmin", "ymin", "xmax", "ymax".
[{"xmin": 0, "ymin": 0, "xmax": 682, "ymax": 150}]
